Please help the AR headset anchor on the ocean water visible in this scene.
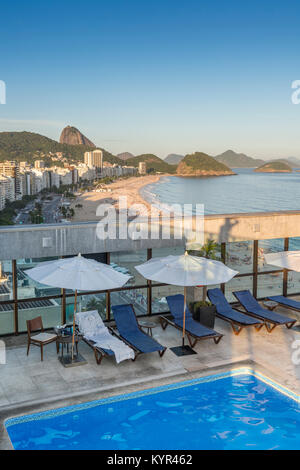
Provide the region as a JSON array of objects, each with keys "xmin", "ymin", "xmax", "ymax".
[
  {"xmin": 5, "ymin": 371, "xmax": 300, "ymax": 450},
  {"xmin": 141, "ymin": 168, "xmax": 300, "ymax": 215}
]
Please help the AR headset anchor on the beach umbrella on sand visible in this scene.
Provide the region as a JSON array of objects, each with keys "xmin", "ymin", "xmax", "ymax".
[
  {"xmin": 264, "ymin": 250, "xmax": 300, "ymax": 272},
  {"xmin": 135, "ymin": 252, "xmax": 238, "ymax": 355},
  {"xmin": 26, "ymin": 254, "xmax": 130, "ymax": 362}
]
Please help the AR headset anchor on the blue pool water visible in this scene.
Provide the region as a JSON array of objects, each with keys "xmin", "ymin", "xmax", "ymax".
[{"xmin": 5, "ymin": 370, "xmax": 300, "ymax": 450}]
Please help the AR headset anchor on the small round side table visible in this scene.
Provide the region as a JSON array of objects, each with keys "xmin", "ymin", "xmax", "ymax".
[
  {"xmin": 138, "ymin": 320, "xmax": 157, "ymax": 337},
  {"xmin": 263, "ymin": 300, "xmax": 278, "ymax": 311}
]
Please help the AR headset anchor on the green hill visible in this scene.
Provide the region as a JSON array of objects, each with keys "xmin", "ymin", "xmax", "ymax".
[
  {"xmin": 0, "ymin": 131, "xmax": 122, "ymax": 165},
  {"xmin": 254, "ymin": 161, "xmax": 292, "ymax": 173},
  {"xmin": 177, "ymin": 152, "xmax": 235, "ymax": 176},
  {"xmin": 215, "ymin": 149, "xmax": 265, "ymax": 168},
  {"xmin": 125, "ymin": 154, "xmax": 177, "ymax": 173},
  {"xmin": 164, "ymin": 153, "xmax": 184, "ymax": 165}
]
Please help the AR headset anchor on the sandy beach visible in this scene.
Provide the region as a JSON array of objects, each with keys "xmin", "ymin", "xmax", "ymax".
[{"xmin": 70, "ymin": 174, "xmax": 163, "ymax": 222}]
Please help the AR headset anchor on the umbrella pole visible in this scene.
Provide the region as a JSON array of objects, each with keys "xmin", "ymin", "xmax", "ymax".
[
  {"xmin": 71, "ymin": 290, "xmax": 77, "ymax": 360},
  {"xmin": 182, "ymin": 286, "xmax": 186, "ymax": 349}
]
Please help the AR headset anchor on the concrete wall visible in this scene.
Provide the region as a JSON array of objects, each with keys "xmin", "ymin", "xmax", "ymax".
[
  {"xmin": 203, "ymin": 210, "xmax": 300, "ymax": 244},
  {"xmin": 1, "ymin": 210, "xmax": 300, "ymax": 260}
]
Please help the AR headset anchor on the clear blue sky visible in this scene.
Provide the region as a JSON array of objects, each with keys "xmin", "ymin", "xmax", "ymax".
[{"xmin": 1, "ymin": 0, "xmax": 300, "ymax": 159}]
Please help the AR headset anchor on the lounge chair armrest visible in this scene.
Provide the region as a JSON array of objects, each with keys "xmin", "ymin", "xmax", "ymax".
[{"xmin": 108, "ymin": 326, "xmax": 118, "ymax": 335}]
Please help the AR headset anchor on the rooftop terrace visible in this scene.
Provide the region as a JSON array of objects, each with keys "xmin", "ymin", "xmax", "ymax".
[
  {"xmin": 1, "ymin": 298, "xmax": 300, "ymax": 450},
  {"xmin": 1, "ymin": 211, "xmax": 300, "ymax": 449}
]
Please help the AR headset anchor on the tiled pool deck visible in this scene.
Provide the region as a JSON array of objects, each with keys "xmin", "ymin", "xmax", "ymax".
[{"xmin": 1, "ymin": 300, "xmax": 300, "ymax": 450}]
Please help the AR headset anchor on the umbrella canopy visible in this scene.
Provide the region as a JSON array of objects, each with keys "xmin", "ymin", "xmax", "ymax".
[
  {"xmin": 135, "ymin": 253, "xmax": 238, "ymax": 286},
  {"xmin": 264, "ymin": 250, "xmax": 300, "ymax": 272},
  {"xmin": 26, "ymin": 254, "xmax": 130, "ymax": 360},
  {"xmin": 135, "ymin": 252, "xmax": 238, "ymax": 353},
  {"xmin": 26, "ymin": 254, "xmax": 131, "ymax": 291}
]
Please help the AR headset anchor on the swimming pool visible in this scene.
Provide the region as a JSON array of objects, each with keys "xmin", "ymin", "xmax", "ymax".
[{"xmin": 5, "ymin": 368, "xmax": 300, "ymax": 450}]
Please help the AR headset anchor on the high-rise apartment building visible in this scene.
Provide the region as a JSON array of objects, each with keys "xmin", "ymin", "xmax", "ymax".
[
  {"xmin": 34, "ymin": 160, "xmax": 45, "ymax": 169},
  {"xmin": 84, "ymin": 149, "xmax": 103, "ymax": 172},
  {"xmin": 138, "ymin": 161, "xmax": 147, "ymax": 175},
  {"xmin": 0, "ymin": 161, "xmax": 21, "ymax": 199},
  {"xmin": 0, "ymin": 175, "xmax": 16, "ymax": 206}
]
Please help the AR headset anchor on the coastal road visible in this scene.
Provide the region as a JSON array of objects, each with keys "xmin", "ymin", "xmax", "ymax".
[
  {"xmin": 14, "ymin": 194, "xmax": 63, "ymax": 225},
  {"xmin": 42, "ymin": 195, "xmax": 63, "ymax": 223}
]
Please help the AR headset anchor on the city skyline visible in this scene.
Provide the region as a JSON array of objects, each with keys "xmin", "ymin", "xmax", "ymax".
[{"xmin": 1, "ymin": 0, "xmax": 300, "ymax": 158}]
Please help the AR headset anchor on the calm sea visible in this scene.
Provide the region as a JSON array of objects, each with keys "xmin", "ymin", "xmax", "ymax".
[
  {"xmin": 141, "ymin": 168, "xmax": 300, "ymax": 215},
  {"xmin": 141, "ymin": 168, "xmax": 300, "ymax": 250}
]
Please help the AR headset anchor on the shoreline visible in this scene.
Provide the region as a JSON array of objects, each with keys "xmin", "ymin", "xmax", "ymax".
[{"xmin": 70, "ymin": 174, "xmax": 166, "ymax": 222}]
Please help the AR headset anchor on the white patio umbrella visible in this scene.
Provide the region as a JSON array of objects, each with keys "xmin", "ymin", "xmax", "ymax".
[
  {"xmin": 26, "ymin": 254, "xmax": 130, "ymax": 360},
  {"xmin": 264, "ymin": 250, "xmax": 300, "ymax": 272},
  {"xmin": 135, "ymin": 252, "xmax": 238, "ymax": 353}
]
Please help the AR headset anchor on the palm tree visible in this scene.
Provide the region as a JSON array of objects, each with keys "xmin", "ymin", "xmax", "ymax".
[
  {"xmin": 86, "ymin": 296, "xmax": 106, "ymax": 314},
  {"xmin": 188, "ymin": 239, "xmax": 221, "ymax": 301}
]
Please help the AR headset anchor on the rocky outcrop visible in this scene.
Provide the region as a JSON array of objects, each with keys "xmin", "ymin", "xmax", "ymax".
[
  {"xmin": 254, "ymin": 162, "xmax": 292, "ymax": 173},
  {"xmin": 176, "ymin": 152, "xmax": 235, "ymax": 177},
  {"xmin": 59, "ymin": 126, "xmax": 95, "ymax": 147}
]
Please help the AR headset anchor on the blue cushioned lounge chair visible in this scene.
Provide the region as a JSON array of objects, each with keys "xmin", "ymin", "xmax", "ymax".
[
  {"xmin": 161, "ymin": 294, "xmax": 223, "ymax": 348},
  {"xmin": 233, "ymin": 290, "xmax": 296, "ymax": 333},
  {"xmin": 111, "ymin": 304, "xmax": 166, "ymax": 359},
  {"xmin": 267, "ymin": 295, "xmax": 300, "ymax": 313},
  {"xmin": 207, "ymin": 288, "xmax": 264, "ymax": 335}
]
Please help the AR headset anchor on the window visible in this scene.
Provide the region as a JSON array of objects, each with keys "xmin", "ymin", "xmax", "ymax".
[
  {"xmin": 110, "ymin": 250, "xmax": 148, "ymax": 287},
  {"xmin": 226, "ymin": 241, "xmax": 253, "ymax": 274},
  {"xmin": 258, "ymin": 239, "xmax": 284, "ymax": 272},
  {"xmin": 110, "ymin": 287, "xmax": 148, "ymax": 318},
  {"xmin": 18, "ymin": 299, "xmax": 62, "ymax": 333},
  {"xmin": 257, "ymin": 272, "xmax": 283, "ymax": 298},
  {"xmin": 225, "ymin": 276, "xmax": 253, "ymax": 303},
  {"xmin": 152, "ymin": 285, "xmax": 184, "ymax": 313},
  {"xmin": 16, "ymin": 257, "xmax": 61, "ymax": 299}
]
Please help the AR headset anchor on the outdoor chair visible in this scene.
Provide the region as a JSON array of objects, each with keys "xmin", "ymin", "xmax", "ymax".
[
  {"xmin": 75, "ymin": 310, "xmax": 135, "ymax": 365},
  {"xmin": 233, "ymin": 290, "xmax": 296, "ymax": 333},
  {"xmin": 111, "ymin": 304, "xmax": 167, "ymax": 358},
  {"xmin": 26, "ymin": 316, "xmax": 57, "ymax": 361},
  {"xmin": 207, "ymin": 288, "xmax": 264, "ymax": 335},
  {"xmin": 162, "ymin": 294, "xmax": 223, "ymax": 348},
  {"xmin": 267, "ymin": 295, "xmax": 300, "ymax": 314}
]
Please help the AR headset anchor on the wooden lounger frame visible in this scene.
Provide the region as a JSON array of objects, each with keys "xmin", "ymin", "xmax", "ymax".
[
  {"xmin": 233, "ymin": 307, "xmax": 296, "ymax": 333},
  {"xmin": 266, "ymin": 297, "xmax": 300, "ymax": 314},
  {"xmin": 78, "ymin": 306, "xmax": 167, "ymax": 364},
  {"xmin": 159, "ymin": 314, "xmax": 223, "ymax": 347},
  {"xmin": 109, "ymin": 311, "xmax": 167, "ymax": 359},
  {"xmin": 215, "ymin": 313, "xmax": 264, "ymax": 336},
  {"xmin": 82, "ymin": 336, "xmax": 115, "ymax": 365}
]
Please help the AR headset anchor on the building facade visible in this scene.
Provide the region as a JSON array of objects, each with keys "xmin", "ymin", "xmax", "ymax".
[{"xmin": 84, "ymin": 149, "xmax": 103, "ymax": 172}]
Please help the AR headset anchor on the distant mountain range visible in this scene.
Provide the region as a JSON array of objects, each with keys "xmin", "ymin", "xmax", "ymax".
[
  {"xmin": 117, "ymin": 152, "xmax": 135, "ymax": 161},
  {"xmin": 1, "ymin": 127, "xmax": 300, "ymax": 176},
  {"xmin": 269, "ymin": 158, "xmax": 300, "ymax": 168},
  {"xmin": 214, "ymin": 150, "xmax": 300, "ymax": 168},
  {"xmin": 214, "ymin": 150, "xmax": 265, "ymax": 168},
  {"xmin": 164, "ymin": 153, "xmax": 184, "ymax": 165}
]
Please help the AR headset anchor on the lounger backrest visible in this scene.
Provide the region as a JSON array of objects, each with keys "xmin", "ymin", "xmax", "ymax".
[
  {"xmin": 166, "ymin": 294, "xmax": 192, "ymax": 320},
  {"xmin": 233, "ymin": 290, "xmax": 261, "ymax": 311},
  {"xmin": 75, "ymin": 310, "xmax": 106, "ymax": 336},
  {"xmin": 112, "ymin": 304, "xmax": 139, "ymax": 335},
  {"xmin": 207, "ymin": 288, "xmax": 232, "ymax": 314}
]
